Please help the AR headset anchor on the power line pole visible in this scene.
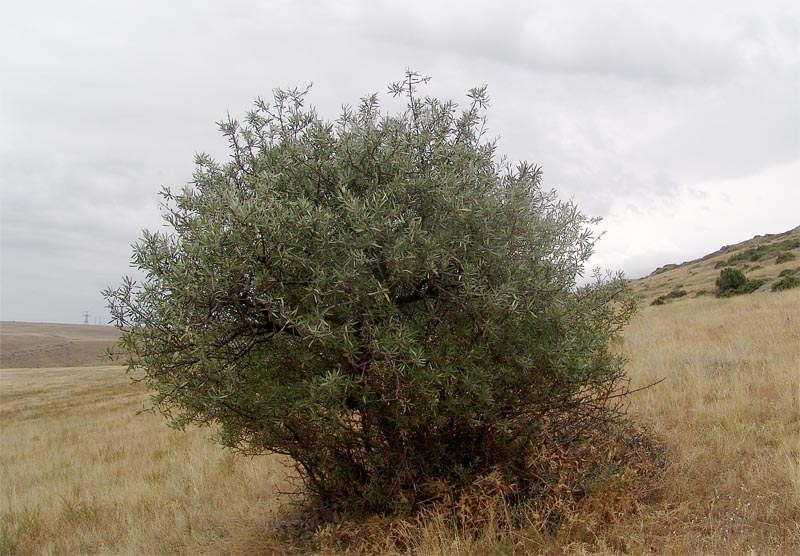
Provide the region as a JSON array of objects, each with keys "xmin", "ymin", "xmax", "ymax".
[{"xmin": 82, "ymin": 311, "xmax": 90, "ymax": 325}]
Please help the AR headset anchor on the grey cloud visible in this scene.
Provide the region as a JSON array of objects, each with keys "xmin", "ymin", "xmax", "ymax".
[{"xmin": 343, "ymin": 0, "xmax": 760, "ymax": 86}]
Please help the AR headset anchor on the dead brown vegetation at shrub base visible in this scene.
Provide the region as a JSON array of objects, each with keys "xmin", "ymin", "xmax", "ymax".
[{"xmin": 278, "ymin": 412, "xmax": 665, "ymax": 555}]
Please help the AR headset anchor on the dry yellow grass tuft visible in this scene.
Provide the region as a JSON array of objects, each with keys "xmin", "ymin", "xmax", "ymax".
[{"xmin": 1, "ymin": 289, "xmax": 798, "ymax": 555}]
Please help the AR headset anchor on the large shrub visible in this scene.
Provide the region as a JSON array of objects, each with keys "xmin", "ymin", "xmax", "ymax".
[{"xmin": 105, "ymin": 73, "xmax": 637, "ymax": 515}]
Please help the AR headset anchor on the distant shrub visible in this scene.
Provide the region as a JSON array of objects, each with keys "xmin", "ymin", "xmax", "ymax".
[
  {"xmin": 773, "ymin": 269, "xmax": 800, "ymax": 292},
  {"xmin": 727, "ymin": 238, "xmax": 800, "ymax": 265},
  {"xmin": 715, "ymin": 268, "xmax": 748, "ymax": 296},
  {"xmin": 738, "ymin": 279, "xmax": 765, "ymax": 294},
  {"xmin": 714, "ymin": 238, "xmax": 800, "ymax": 269},
  {"xmin": 650, "ymin": 289, "xmax": 687, "ymax": 306},
  {"xmin": 733, "ymin": 248, "xmax": 763, "ymax": 263},
  {"xmin": 715, "ymin": 268, "xmax": 763, "ymax": 297},
  {"xmin": 694, "ymin": 290, "xmax": 708, "ymax": 297}
]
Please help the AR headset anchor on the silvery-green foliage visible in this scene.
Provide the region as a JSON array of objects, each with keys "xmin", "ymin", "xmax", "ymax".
[{"xmin": 105, "ymin": 72, "xmax": 636, "ymax": 513}]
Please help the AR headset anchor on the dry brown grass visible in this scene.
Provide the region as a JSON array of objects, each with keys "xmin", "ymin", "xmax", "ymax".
[
  {"xmin": 2, "ymin": 289, "xmax": 798, "ymax": 555},
  {"xmin": 617, "ymin": 288, "xmax": 800, "ymax": 555}
]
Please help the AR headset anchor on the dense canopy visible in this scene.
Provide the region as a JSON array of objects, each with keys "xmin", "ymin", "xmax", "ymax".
[{"xmin": 106, "ymin": 73, "xmax": 636, "ymax": 513}]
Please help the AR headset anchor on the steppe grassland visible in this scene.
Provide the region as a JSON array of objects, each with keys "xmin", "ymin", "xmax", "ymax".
[
  {"xmin": 0, "ymin": 367, "xmax": 295, "ymax": 556},
  {"xmin": 1, "ymin": 288, "xmax": 798, "ymax": 555},
  {"xmin": 620, "ymin": 289, "xmax": 799, "ymax": 554}
]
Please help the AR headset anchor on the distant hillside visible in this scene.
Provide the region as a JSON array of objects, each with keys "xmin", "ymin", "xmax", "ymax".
[
  {"xmin": 0, "ymin": 322, "xmax": 121, "ymax": 369},
  {"xmin": 630, "ymin": 225, "xmax": 800, "ymax": 304}
]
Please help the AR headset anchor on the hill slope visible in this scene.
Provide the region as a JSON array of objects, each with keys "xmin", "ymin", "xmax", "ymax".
[
  {"xmin": 629, "ymin": 225, "xmax": 800, "ymax": 304},
  {"xmin": 0, "ymin": 322, "xmax": 121, "ymax": 368}
]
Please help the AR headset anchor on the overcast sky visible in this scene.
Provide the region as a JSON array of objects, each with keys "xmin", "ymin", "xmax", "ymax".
[{"xmin": 1, "ymin": 0, "xmax": 798, "ymax": 324}]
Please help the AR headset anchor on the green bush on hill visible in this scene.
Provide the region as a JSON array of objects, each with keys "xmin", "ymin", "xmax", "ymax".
[
  {"xmin": 772, "ymin": 268, "xmax": 800, "ymax": 292},
  {"xmin": 650, "ymin": 289, "xmax": 687, "ymax": 306},
  {"xmin": 715, "ymin": 268, "xmax": 764, "ymax": 297},
  {"xmin": 738, "ymin": 279, "xmax": 765, "ymax": 294},
  {"xmin": 716, "ymin": 238, "xmax": 800, "ymax": 268}
]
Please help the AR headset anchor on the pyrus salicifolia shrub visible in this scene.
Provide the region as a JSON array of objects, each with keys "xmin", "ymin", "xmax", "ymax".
[{"xmin": 105, "ymin": 73, "xmax": 637, "ymax": 514}]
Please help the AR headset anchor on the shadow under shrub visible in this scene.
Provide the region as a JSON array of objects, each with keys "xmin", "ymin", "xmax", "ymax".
[
  {"xmin": 308, "ymin": 403, "xmax": 665, "ymax": 555},
  {"xmin": 105, "ymin": 72, "xmax": 641, "ymax": 520}
]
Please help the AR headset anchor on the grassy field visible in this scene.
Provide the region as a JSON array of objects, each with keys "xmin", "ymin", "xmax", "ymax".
[
  {"xmin": 617, "ymin": 289, "xmax": 799, "ymax": 555},
  {"xmin": 0, "ymin": 322, "xmax": 120, "ymax": 369},
  {"xmin": 1, "ymin": 289, "xmax": 799, "ymax": 555}
]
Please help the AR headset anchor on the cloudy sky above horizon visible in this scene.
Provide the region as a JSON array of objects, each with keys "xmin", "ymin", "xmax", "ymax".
[{"xmin": 1, "ymin": 0, "xmax": 798, "ymax": 324}]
